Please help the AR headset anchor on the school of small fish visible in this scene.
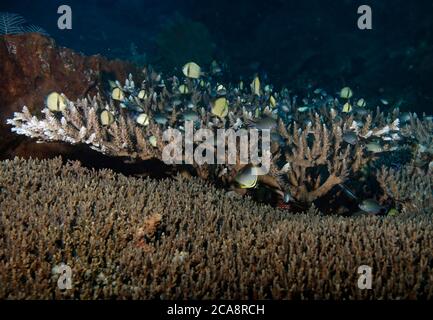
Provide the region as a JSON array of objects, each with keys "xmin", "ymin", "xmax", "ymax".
[{"xmin": 42, "ymin": 60, "xmax": 432, "ymax": 217}]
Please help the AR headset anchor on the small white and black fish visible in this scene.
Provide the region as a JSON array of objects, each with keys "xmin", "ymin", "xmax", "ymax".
[
  {"xmin": 154, "ymin": 112, "xmax": 168, "ymax": 125},
  {"xmin": 182, "ymin": 110, "xmax": 199, "ymax": 122},
  {"xmin": 359, "ymin": 199, "xmax": 385, "ymax": 214},
  {"xmin": 235, "ymin": 166, "xmax": 258, "ymax": 189},
  {"xmin": 100, "ymin": 110, "xmax": 115, "ymax": 126},
  {"xmin": 46, "ymin": 92, "xmax": 67, "ymax": 112},
  {"xmin": 365, "ymin": 142, "xmax": 383, "ymax": 153},
  {"xmin": 338, "ymin": 184, "xmax": 358, "ymax": 200},
  {"xmin": 342, "ymin": 131, "xmax": 358, "ymax": 145},
  {"xmin": 247, "ymin": 116, "xmax": 277, "ymax": 130},
  {"xmin": 182, "ymin": 62, "xmax": 202, "ymax": 79}
]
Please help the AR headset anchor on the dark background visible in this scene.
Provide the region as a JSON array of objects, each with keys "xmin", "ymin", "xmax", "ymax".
[{"xmin": 1, "ymin": 0, "xmax": 433, "ymax": 113}]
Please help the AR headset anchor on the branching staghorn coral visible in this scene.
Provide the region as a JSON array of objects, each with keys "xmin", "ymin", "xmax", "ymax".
[
  {"xmin": 377, "ymin": 164, "xmax": 433, "ymax": 214},
  {"xmin": 6, "ymin": 65, "xmax": 433, "ymax": 211},
  {"xmin": 7, "ymin": 71, "xmax": 273, "ymax": 186},
  {"xmin": 402, "ymin": 113, "xmax": 433, "ymax": 168},
  {"xmin": 399, "ymin": 112, "xmax": 433, "ymax": 148},
  {"xmin": 7, "ymin": 96, "xmax": 165, "ymax": 161},
  {"xmin": 273, "ymin": 112, "xmax": 368, "ymax": 203},
  {"xmin": 272, "ymin": 102, "xmax": 394, "ymax": 198}
]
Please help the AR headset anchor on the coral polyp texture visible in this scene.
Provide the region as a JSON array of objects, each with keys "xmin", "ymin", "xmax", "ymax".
[{"xmin": 0, "ymin": 157, "xmax": 432, "ymax": 299}]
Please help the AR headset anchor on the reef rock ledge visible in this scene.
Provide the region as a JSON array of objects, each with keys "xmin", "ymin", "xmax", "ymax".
[{"xmin": 0, "ymin": 33, "xmax": 140, "ymax": 159}]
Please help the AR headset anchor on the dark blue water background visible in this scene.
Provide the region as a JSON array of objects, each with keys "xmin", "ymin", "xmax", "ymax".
[{"xmin": 1, "ymin": 0, "xmax": 432, "ymax": 113}]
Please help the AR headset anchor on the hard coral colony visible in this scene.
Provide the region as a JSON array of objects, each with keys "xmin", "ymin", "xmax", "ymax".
[
  {"xmin": 1, "ymin": 157, "xmax": 432, "ymax": 299},
  {"xmin": 7, "ymin": 61, "xmax": 433, "ymax": 216}
]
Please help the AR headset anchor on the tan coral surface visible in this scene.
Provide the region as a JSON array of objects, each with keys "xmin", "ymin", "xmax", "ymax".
[{"xmin": 0, "ymin": 158, "xmax": 432, "ymax": 299}]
